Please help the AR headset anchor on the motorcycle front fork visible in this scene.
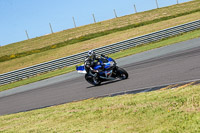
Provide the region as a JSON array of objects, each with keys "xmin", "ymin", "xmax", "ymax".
[{"xmin": 89, "ymin": 71, "xmax": 98, "ymax": 77}]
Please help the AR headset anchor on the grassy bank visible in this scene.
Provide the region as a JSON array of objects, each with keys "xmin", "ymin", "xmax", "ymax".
[
  {"xmin": 0, "ymin": 29, "xmax": 200, "ymax": 92},
  {"xmin": 1, "ymin": 83, "xmax": 200, "ymax": 132},
  {"xmin": 1, "ymin": 8, "xmax": 200, "ymax": 63},
  {"xmin": 1, "ymin": 12, "xmax": 200, "ymax": 74},
  {"xmin": 0, "ymin": 0, "xmax": 200, "ymax": 57}
]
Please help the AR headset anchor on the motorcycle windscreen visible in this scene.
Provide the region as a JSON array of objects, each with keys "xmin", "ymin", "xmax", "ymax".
[{"xmin": 107, "ymin": 58, "xmax": 114, "ymax": 62}]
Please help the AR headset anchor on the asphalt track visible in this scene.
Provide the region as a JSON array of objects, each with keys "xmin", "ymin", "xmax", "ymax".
[{"xmin": 0, "ymin": 38, "xmax": 200, "ymax": 115}]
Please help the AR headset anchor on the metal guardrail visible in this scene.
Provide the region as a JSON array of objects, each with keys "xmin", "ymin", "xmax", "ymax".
[{"xmin": 0, "ymin": 19, "xmax": 200, "ymax": 85}]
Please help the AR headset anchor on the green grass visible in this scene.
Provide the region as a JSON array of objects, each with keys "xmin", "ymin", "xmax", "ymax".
[
  {"xmin": 0, "ymin": 29, "xmax": 200, "ymax": 92},
  {"xmin": 0, "ymin": 65, "xmax": 76, "ymax": 92},
  {"xmin": 0, "ymin": 8, "xmax": 200, "ymax": 63},
  {"xmin": 1, "ymin": 83, "xmax": 200, "ymax": 132}
]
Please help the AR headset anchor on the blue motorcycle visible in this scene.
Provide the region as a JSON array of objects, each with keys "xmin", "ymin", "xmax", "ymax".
[{"xmin": 76, "ymin": 54, "xmax": 128, "ymax": 86}]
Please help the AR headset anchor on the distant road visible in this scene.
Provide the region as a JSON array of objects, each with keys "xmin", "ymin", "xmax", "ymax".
[{"xmin": 0, "ymin": 37, "xmax": 200, "ymax": 115}]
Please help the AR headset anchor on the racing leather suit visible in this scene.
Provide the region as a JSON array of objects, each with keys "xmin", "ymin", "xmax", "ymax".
[{"xmin": 84, "ymin": 55, "xmax": 101, "ymax": 73}]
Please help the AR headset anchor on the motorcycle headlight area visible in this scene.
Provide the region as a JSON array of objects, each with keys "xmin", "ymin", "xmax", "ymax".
[{"xmin": 110, "ymin": 61, "xmax": 114, "ymax": 66}]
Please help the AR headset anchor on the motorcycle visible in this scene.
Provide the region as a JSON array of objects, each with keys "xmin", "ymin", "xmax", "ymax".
[{"xmin": 76, "ymin": 54, "xmax": 128, "ymax": 86}]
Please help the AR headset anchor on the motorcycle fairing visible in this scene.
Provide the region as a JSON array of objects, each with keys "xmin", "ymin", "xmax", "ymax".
[
  {"xmin": 76, "ymin": 57, "xmax": 115, "ymax": 75},
  {"xmin": 93, "ymin": 65, "xmax": 102, "ymax": 70},
  {"xmin": 76, "ymin": 65, "xmax": 87, "ymax": 74}
]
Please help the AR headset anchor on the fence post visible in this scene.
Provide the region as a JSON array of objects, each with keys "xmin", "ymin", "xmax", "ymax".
[
  {"xmin": 155, "ymin": 0, "xmax": 159, "ymax": 8},
  {"xmin": 114, "ymin": 9, "xmax": 118, "ymax": 18},
  {"xmin": 92, "ymin": 14, "xmax": 96, "ymax": 23},
  {"xmin": 49, "ymin": 23, "xmax": 54, "ymax": 33},
  {"xmin": 72, "ymin": 17, "xmax": 77, "ymax": 28},
  {"xmin": 134, "ymin": 4, "xmax": 137, "ymax": 13},
  {"xmin": 25, "ymin": 30, "xmax": 30, "ymax": 39}
]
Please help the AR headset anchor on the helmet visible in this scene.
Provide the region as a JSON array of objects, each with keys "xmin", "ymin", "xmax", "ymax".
[{"xmin": 88, "ymin": 50, "xmax": 95, "ymax": 59}]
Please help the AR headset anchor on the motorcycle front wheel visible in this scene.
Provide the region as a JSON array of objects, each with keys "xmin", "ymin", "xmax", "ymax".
[
  {"xmin": 117, "ymin": 67, "xmax": 128, "ymax": 80},
  {"xmin": 85, "ymin": 74, "xmax": 101, "ymax": 86}
]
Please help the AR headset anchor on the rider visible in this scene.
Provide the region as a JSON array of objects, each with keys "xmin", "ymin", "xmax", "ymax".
[{"xmin": 84, "ymin": 50, "xmax": 102, "ymax": 73}]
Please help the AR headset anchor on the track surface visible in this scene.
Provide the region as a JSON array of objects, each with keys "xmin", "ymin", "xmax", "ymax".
[{"xmin": 0, "ymin": 39, "xmax": 200, "ymax": 115}]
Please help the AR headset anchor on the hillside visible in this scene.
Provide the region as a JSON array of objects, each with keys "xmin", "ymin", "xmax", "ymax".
[
  {"xmin": 0, "ymin": 0, "xmax": 200, "ymax": 57},
  {"xmin": 0, "ymin": 0, "xmax": 200, "ymax": 74}
]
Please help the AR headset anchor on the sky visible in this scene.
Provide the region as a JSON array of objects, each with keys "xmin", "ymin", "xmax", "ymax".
[{"xmin": 0, "ymin": 0, "xmax": 192, "ymax": 46}]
